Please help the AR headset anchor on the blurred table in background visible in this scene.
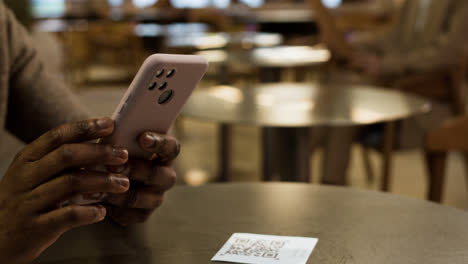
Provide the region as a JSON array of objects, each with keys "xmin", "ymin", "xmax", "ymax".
[
  {"xmin": 191, "ymin": 46, "xmax": 331, "ymax": 181},
  {"xmin": 196, "ymin": 45, "xmax": 330, "ymax": 83},
  {"xmin": 182, "ymin": 83, "xmax": 431, "ymax": 182},
  {"xmin": 36, "ymin": 183, "xmax": 468, "ymax": 264}
]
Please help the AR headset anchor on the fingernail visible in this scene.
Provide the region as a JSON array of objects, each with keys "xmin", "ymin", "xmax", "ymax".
[
  {"xmin": 113, "ymin": 147, "xmax": 128, "ymax": 160},
  {"xmin": 149, "ymin": 153, "xmax": 158, "ymax": 161},
  {"xmin": 113, "ymin": 175, "xmax": 130, "ymax": 189},
  {"xmin": 84, "ymin": 192, "xmax": 105, "ymax": 201},
  {"xmin": 95, "ymin": 205, "xmax": 106, "ymax": 221},
  {"xmin": 175, "ymin": 142, "xmax": 181, "ymax": 156},
  {"xmin": 97, "ymin": 118, "xmax": 113, "ymax": 129},
  {"xmin": 142, "ymin": 133, "xmax": 158, "ymax": 148}
]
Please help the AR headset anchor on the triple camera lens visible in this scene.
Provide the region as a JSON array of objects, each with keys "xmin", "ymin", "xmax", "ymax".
[{"xmin": 148, "ymin": 68, "xmax": 176, "ymax": 104}]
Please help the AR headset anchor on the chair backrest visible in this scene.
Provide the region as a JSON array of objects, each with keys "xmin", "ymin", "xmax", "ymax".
[
  {"xmin": 306, "ymin": 0, "xmax": 353, "ymax": 59},
  {"xmin": 426, "ymin": 116, "xmax": 468, "ymax": 151},
  {"xmin": 449, "ymin": 47, "xmax": 468, "ymax": 115},
  {"xmin": 393, "ymin": 0, "xmax": 451, "ymax": 50},
  {"xmin": 426, "ymin": 50, "xmax": 468, "ymax": 151},
  {"xmin": 391, "ymin": 46, "xmax": 468, "ymax": 115}
]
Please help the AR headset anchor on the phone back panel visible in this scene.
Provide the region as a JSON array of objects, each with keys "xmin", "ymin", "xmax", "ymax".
[{"xmin": 102, "ymin": 54, "xmax": 208, "ymax": 158}]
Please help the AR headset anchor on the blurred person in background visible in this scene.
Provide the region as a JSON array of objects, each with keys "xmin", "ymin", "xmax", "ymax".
[
  {"xmin": 311, "ymin": 0, "xmax": 468, "ymax": 80},
  {"xmin": 351, "ymin": 0, "xmax": 468, "ymax": 150},
  {"xmin": 350, "ymin": 0, "xmax": 468, "ymax": 80},
  {"xmin": 0, "ymin": 2, "xmax": 179, "ymax": 262},
  {"xmin": 308, "ymin": 0, "xmax": 468, "ymax": 185}
]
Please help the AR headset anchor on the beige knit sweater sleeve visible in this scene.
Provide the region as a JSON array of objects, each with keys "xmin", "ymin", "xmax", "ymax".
[{"xmin": 3, "ymin": 5, "xmax": 90, "ymax": 143}]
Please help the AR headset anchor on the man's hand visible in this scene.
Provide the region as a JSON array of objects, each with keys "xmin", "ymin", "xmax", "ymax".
[
  {"xmin": 0, "ymin": 118, "xmax": 130, "ymax": 263},
  {"xmin": 104, "ymin": 132, "xmax": 180, "ymax": 226}
]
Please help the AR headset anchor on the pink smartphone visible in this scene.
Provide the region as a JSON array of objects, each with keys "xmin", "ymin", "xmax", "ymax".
[
  {"xmin": 70, "ymin": 54, "xmax": 207, "ymax": 205},
  {"xmin": 101, "ymin": 53, "xmax": 208, "ymax": 158}
]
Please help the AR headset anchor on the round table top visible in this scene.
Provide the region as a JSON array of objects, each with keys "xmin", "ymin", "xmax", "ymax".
[
  {"xmin": 229, "ymin": 32, "xmax": 284, "ymax": 48},
  {"xmin": 37, "ymin": 183, "xmax": 468, "ymax": 264},
  {"xmin": 251, "ymin": 9, "xmax": 316, "ymax": 24},
  {"xmin": 196, "ymin": 45, "xmax": 331, "ymax": 68},
  {"xmin": 181, "ymin": 83, "xmax": 431, "ymax": 127},
  {"xmin": 167, "ymin": 32, "xmax": 230, "ymax": 50}
]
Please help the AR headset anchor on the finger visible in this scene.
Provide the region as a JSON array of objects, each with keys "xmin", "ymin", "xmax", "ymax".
[
  {"xmin": 138, "ymin": 132, "xmax": 180, "ymax": 163},
  {"xmin": 105, "ymin": 188, "xmax": 164, "ymax": 209},
  {"xmin": 106, "ymin": 206, "xmax": 153, "ymax": 226},
  {"xmin": 111, "ymin": 160, "xmax": 176, "ymax": 190},
  {"xmin": 32, "ymin": 144, "xmax": 128, "ymax": 186},
  {"xmin": 29, "ymin": 170, "xmax": 130, "ymax": 209},
  {"xmin": 123, "ymin": 160, "xmax": 149, "ymax": 183},
  {"xmin": 21, "ymin": 118, "xmax": 114, "ymax": 161},
  {"xmin": 35, "ymin": 204, "xmax": 106, "ymax": 233},
  {"xmin": 145, "ymin": 164, "xmax": 177, "ymax": 190}
]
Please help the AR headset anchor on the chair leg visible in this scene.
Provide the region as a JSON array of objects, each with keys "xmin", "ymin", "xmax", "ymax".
[
  {"xmin": 381, "ymin": 122, "xmax": 396, "ymax": 192},
  {"xmin": 361, "ymin": 146, "xmax": 375, "ymax": 184},
  {"xmin": 462, "ymin": 153, "xmax": 468, "ymax": 194},
  {"xmin": 218, "ymin": 124, "xmax": 232, "ymax": 182},
  {"xmin": 262, "ymin": 127, "xmax": 274, "ymax": 181},
  {"xmin": 425, "ymin": 151, "xmax": 447, "ymax": 202}
]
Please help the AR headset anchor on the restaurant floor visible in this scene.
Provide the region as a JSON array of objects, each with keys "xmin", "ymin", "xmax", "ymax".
[{"xmin": 1, "ymin": 84, "xmax": 466, "ymax": 210}]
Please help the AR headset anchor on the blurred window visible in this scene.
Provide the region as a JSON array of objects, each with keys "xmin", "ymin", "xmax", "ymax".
[
  {"xmin": 169, "ymin": 0, "xmax": 236, "ymax": 8},
  {"xmin": 167, "ymin": 0, "xmax": 268, "ymax": 8},
  {"xmin": 213, "ymin": 0, "xmax": 230, "ymax": 8},
  {"xmin": 134, "ymin": 23, "xmax": 164, "ymax": 37},
  {"xmin": 133, "ymin": 0, "xmax": 159, "ymax": 8},
  {"xmin": 108, "ymin": 0, "xmax": 124, "ymax": 7},
  {"xmin": 239, "ymin": 0, "xmax": 264, "ymax": 8},
  {"xmin": 321, "ymin": 0, "xmax": 342, "ymax": 8},
  {"xmin": 414, "ymin": 0, "xmax": 431, "ymax": 33},
  {"xmin": 30, "ymin": 0, "xmax": 65, "ymax": 18},
  {"xmin": 170, "ymin": 0, "xmax": 211, "ymax": 8}
]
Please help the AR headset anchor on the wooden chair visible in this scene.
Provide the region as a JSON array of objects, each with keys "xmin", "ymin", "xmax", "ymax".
[
  {"xmin": 423, "ymin": 52, "xmax": 468, "ymax": 202},
  {"xmin": 425, "ymin": 116, "xmax": 468, "ymax": 202},
  {"xmin": 364, "ymin": 50, "xmax": 468, "ymax": 193},
  {"xmin": 308, "ymin": 0, "xmax": 468, "ymax": 193},
  {"xmin": 306, "ymin": 0, "xmax": 353, "ymax": 60}
]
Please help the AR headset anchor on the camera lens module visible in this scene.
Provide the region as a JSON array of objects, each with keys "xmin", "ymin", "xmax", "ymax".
[
  {"xmin": 158, "ymin": 81, "xmax": 168, "ymax": 90},
  {"xmin": 148, "ymin": 82, "xmax": 157, "ymax": 90},
  {"xmin": 158, "ymin": 90, "xmax": 173, "ymax": 104},
  {"xmin": 166, "ymin": 69, "xmax": 176, "ymax": 78},
  {"xmin": 156, "ymin": 69, "xmax": 164, "ymax": 78}
]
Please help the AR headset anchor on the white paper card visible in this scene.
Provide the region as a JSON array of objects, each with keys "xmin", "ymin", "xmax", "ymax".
[{"xmin": 211, "ymin": 233, "xmax": 318, "ymax": 264}]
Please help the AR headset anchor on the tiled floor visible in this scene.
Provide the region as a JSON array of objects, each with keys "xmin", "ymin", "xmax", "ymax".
[{"xmin": 1, "ymin": 85, "xmax": 466, "ymax": 210}]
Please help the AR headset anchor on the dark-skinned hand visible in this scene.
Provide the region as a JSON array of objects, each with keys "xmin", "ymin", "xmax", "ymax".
[
  {"xmin": 104, "ymin": 131, "xmax": 180, "ymax": 226},
  {"xmin": 0, "ymin": 118, "xmax": 130, "ymax": 264}
]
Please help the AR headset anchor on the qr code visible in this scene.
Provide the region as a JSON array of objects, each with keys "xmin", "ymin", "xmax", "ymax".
[{"xmin": 221, "ymin": 237, "xmax": 288, "ymax": 260}]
